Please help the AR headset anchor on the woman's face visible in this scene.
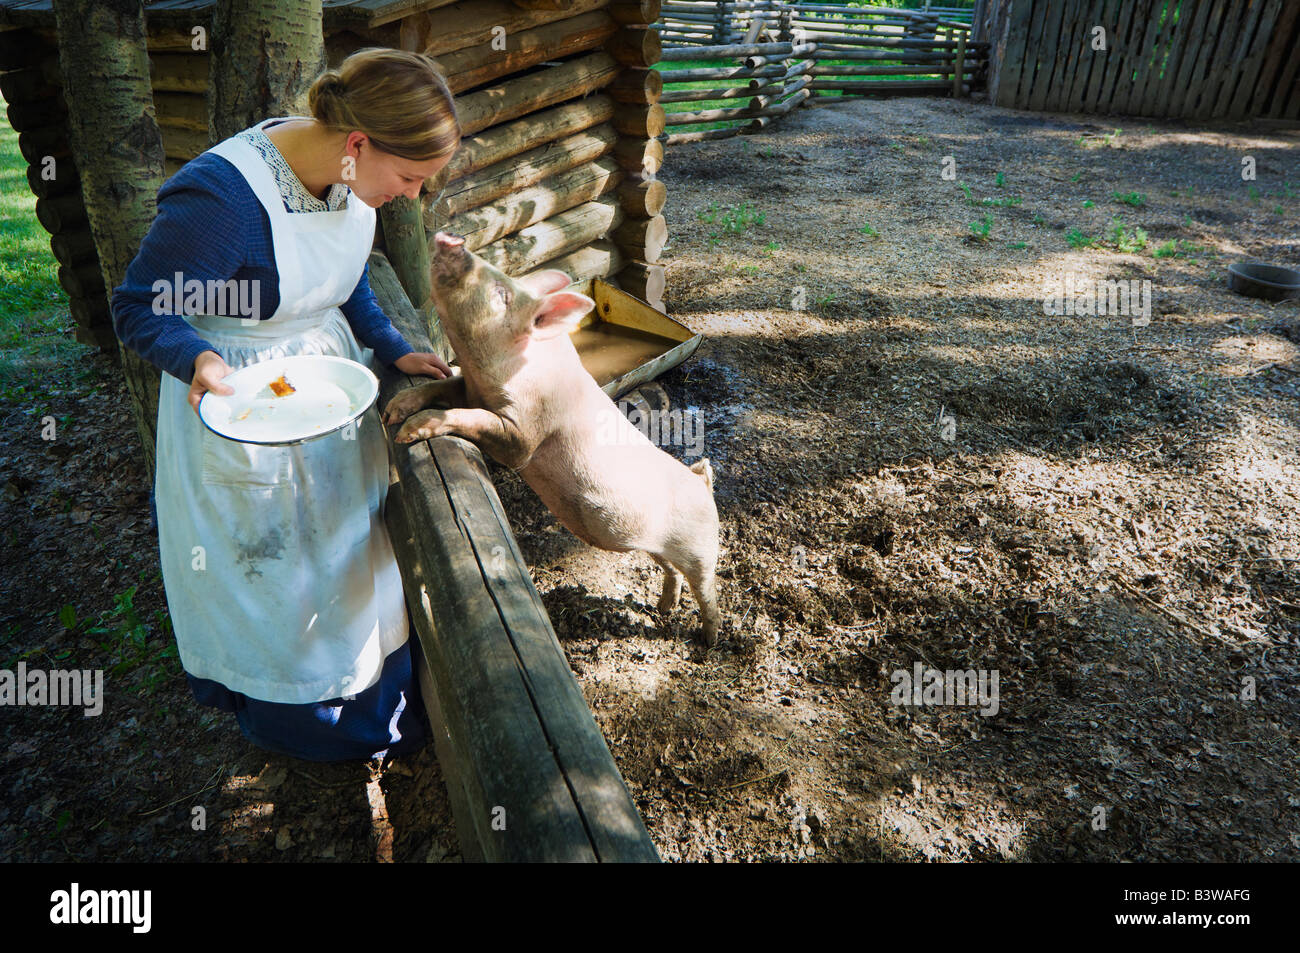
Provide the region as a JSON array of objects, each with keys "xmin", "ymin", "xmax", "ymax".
[{"xmin": 347, "ymin": 131, "xmax": 452, "ymax": 208}]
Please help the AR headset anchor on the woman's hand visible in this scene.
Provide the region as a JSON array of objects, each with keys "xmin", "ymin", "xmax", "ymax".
[
  {"xmin": 189, "ymin": 350, "xmax": 235, "ymax": 417},
  {"xmin": 394, "ymin": 351, "xmax": 454, "ymax": 379}
]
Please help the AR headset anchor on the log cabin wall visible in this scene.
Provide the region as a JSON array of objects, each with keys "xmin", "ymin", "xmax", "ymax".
[
  {"xmin": 0, "ymin": 26, "xmax": 115, "ymax": 350},
  {"xmin": 398, "ymin": 0, "xmax": 668, "ymax": 307},
  {"xmin": 0, "ymin": 0, "xmax": 671, "ymax": 359}
]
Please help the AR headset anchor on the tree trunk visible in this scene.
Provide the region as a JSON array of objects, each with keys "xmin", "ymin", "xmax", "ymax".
[
  {"xmin": 51, "ymin": 0, "xmax": 167, "ymax": 486},
  {"xmin": 210, "ymin": 0, "xmax": 325, "ymax": 142}
]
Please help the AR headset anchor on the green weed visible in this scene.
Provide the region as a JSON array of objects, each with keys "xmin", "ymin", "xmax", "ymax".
[
  {"xmin": 1066, "ymin": 228, "xmax": 1102, "ymax": 249},
  {"xmin": 1110, "ymin": 218, "xmax": 1149, "ymax": 252}
]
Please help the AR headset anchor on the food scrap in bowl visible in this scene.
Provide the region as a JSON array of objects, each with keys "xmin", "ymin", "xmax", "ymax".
[{"xmin": 269, "ymin": 374, "xmax": 296, "ymax": 397}]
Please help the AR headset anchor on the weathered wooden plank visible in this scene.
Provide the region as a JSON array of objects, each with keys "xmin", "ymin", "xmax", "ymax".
[
  {"xmin": 448, "ymin": 441, "xmax": 663, "ymax": 862},
  {"xmin": 340, "ymin": 0, "xmax": 460, "ymax": 29},
  {"xmin": 1125, "ymin": 0, "xmax": 1173, "ymax": 116},
  {"xmin": 1191, "ymin": 0, "xmax": 1237, "ymax": 117},
  {"xmin": 1103, "ymin": 0, "xmax": 1148, "ymax": 114},
  {"xmin": 1151, "ymin": 0, "xmax": 1203, "ymax": 117},
  {"xmin": 1044, "ymin": 0, "xmax": 1085, "ymax": 111},
  {"xmin": 1082, "ymin": 0, "xmax": 1119, "ymax": 112},
  {"xmin": 1095, "ymin": 0, "xmax": 1138, "ymax": 110},
  {"xmin": 1229, "ymin": 0, "xmax": 1287, "ymax": 117},
  {"xmin": 996, "ymin": 0, "xmax": 1038, "ymax": 108},
  {"xmin": 1027, "ymin": 0, "xmax": 1067, "ymax": 111},
  {"xmin": 369, "ymin": 249, "xmax": 659, "ymax": 863},
  {"xmin": 1213, "ymin": 0, "xmax": 1269, "ymax": 117},
  {"xmin": 1149, "ymin": 0, "xmax": 1196, "ymax": 116},
  {"xmin": 1245, "ymin": 0, "xmax": 1300, "ymax": 115},
  {"xmin": 1196, "ymin": 0, "xmax": 1250, "ymax": 118},
  {"xmin": 1060, "ymin": 0, "xmax": 1101, "ymax": 112},
  {"xmin": 1166, "ymin": 0, "xmax": 1219, "ymax": 116},
  {"xmin": 1207, "ymin": 0, "xmax": 1265, "ymax": 117},
  {"xmin": 387, "ymin": 483, "xmax": 485, "ymax": 863},
  {"xmin": 393, "ymin": 437, "xmax": 601, "ymax": 861},
  {"xmin": 1270, "ymin": 17, "xmax": 1300, "ymax": 118},
  {"xmin": 1067, "ymin": 0, "xmax": 1106, "ymax": 111}
]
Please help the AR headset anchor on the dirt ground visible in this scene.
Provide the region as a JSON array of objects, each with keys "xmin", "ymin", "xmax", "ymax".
[{"xmin": 3, "ymin": 93, "xmax": 1299, "ymax": 862}]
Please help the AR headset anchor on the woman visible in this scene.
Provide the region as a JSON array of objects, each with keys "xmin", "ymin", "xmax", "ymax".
[{"xmin": 111, "ymin": 48, "xmax": 460, "ymax": 762}]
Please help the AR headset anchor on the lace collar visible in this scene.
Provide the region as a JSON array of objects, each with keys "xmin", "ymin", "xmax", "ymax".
[{"xmin": 236, "ymin": 119, "xmax": 351, "ymax": 213}]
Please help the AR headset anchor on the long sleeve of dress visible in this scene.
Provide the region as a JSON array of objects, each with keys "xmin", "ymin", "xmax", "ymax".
[
  {"xmin": 110, "ymin": 155, "xmax": 253, "ymax": 386},
  {"xmin": 340, "ymin": 262, "xmax": 415, "ymax": 367}
]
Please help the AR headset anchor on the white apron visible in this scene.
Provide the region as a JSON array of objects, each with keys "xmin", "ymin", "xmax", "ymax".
[{"xmin": 154, "ymin": 117, "xmax": 409, "ymax": 704}]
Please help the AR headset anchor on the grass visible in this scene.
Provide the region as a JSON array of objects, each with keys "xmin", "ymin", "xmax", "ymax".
[
  {"xmin": 1112, "ymin": 190, "xmax": 1147, "ymax": 207},
  {"xmin": 51, "ymin": 580, "xmax": 179, "ymax": 697},
  {"xmin": 968, "ymin": 212, "xmax": 993, "ymax": 242},
  {"xmin": 1066, "ymin": 227, "xmax": 1102, "ymax": 249},
  {"xmin": 0, "ymin": 91, "xmax": 92, "ymax": 391},
  {"xmin": 1154, "ymin": 238, "xmax": 1209, "ymax": 260},
  {"xmin": 697, "ymin": 200, "xmax": 765, "ymax": 236},
  {"xmin": 1110, "ymin": 217, "xmax": 1149, "ymax": 252}
]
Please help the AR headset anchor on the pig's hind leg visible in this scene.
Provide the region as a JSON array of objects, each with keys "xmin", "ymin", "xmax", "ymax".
[
  {"xmin": 650, "ymin": 554, "xmax": 683, "ymax": 612},
  {"xmin": 654, "ymin": 546, "xmax": 721, "ymax": 647}
]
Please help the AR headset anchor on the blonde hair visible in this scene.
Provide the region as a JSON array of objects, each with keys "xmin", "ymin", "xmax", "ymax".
[{"xmin": 308, "ymin": 47, "xmax": 460, "ymax": 161}]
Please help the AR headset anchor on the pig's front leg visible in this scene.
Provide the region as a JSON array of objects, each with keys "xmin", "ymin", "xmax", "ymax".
[
  {"xmin": 382, "ymin": 374, "xmax": 467, "ymax": 426},
  {"xmin": 393, "ymin": 407, "xmax": 534, "ymax": 468}
]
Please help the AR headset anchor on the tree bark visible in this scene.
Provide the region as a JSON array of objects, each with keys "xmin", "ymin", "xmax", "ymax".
[
  {"xmin": 52, "ymin": 0, "xmax": 167, "ymax": 486},
  {"xmin": 210, "ymin": 0, "xmax": 325, "ymax": 142}
]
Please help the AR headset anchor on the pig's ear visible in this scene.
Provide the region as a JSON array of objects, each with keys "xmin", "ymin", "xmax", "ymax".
[
  {"xmin": 518, "ymin": 269, "xmax": 574, "ymax": 298},
  {"xmin": 530, "ymin": 291, "xmax": 595, "ymax": 342}
]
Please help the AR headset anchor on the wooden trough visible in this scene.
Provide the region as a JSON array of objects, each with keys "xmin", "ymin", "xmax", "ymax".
[{"xmin": 572, "ymin": 277, "xmax": 703, "ymax": 395}]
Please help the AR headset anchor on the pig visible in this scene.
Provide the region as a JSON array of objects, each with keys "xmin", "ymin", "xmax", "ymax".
[{"xmin": 382, "ymin": 232, "xmax": 723, "ymax": 646}]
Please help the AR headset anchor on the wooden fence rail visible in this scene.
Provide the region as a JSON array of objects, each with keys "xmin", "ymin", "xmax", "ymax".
[{"xmin": 656, "ymin": 2, "xmax": 987, "ymax": 145}]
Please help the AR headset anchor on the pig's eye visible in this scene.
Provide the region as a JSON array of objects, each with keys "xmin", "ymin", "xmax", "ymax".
[{"xmin": 492, "ymin": 283, "xmax": 512, "ymax": 309}]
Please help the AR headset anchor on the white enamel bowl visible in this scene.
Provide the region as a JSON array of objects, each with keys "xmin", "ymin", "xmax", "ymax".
[{"xmin": 198, "ymin": 354, "xmax": 379, "ymax": 445}]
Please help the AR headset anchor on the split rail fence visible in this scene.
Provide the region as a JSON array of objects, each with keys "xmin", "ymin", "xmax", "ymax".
[{"xmin": 656, "ymin": 1, "xmax": 987, "ymax": 145}]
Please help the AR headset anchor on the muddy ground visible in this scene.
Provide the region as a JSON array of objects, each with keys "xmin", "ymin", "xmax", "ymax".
[{"xmin": 3, "ymin": 93, "xmax": 1298, "ymax": 862}]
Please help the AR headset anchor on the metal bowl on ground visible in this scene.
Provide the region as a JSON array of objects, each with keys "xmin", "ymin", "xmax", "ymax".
[{"xmin": 1227, "ymin": 262, "xmax": 1300, "ymax": 301}]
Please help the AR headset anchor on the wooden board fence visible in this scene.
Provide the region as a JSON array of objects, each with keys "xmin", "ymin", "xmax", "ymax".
[{"xmin": 983, "ymin": 0, "xmax": 1300, "ymax": 118}]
